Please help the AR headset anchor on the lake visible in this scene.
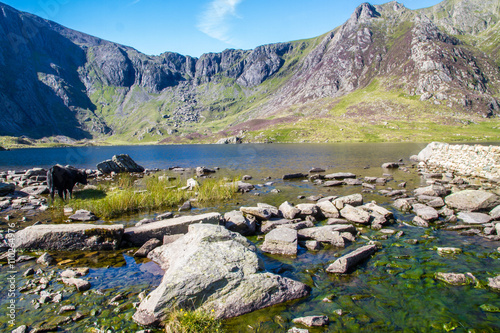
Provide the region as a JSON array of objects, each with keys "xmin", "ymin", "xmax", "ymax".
[{"xmin": 1, "ymin": 142, "xmax": 500, "ymax": 332}]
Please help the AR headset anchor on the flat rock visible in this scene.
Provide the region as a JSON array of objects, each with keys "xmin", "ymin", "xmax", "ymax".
[
  {"xmin": 326, "ymin": 244, "xmax": 378, "ymax": 274},
  {"xmin": 316, "ymin": 200, "xmax": 340, "ymax": 218},
  {"xmin": 323, "ymin": 180, "xmax": 344, "ymax": 187},
  {"xmin": 381, "ymin": 162, "xmax": 400, "ymax": 169},
  {"xmin": 0, "ymin": 182, "xmax": 15, "ymax": 196},
  {"xmin": 324, "ymin": 172, "xmax": 356, "ymax": 180},
  {"xmin": 134, "ymin": 238, "xmax": 162, "ymax": 257},
  {"xmin": 257, "ymin": 203, "xmax": 280, "ymax": 217},
  {"xmin": 134, "ymin": 224, "xmax": 310, "ymax": 325},
  {"xmin": 15, "ymin": 224, "xmax": 123, "ymax": 250},
  {"xmin": 435, "ymin": 272, "xmax": 470, "ymax": 285},
  {"xmin": 283, "ymin": 173, "xmax": 306, "ymax": 180},
  {"xmin": 69, "ymin": 209, "xmax": 98, "ymax": 222},
  {"xmin": 240, "ymin": 206, "xmax": 272, "ymax": 220},
  {"xmin": 457, "ymin": 212, "xmax": 492, "ymax": 224},
  {"xmin": 62, "ymin": 278, "xmax": 91, "ymax": 291},
  {"xmin": 340, "ymin": 204, "xmax": 371, "ymax": 224},
  {"xmin": 261, "ymin": 227, "xmax": 298, "ymax": 256},
  {"xmin": 309, "ymin": 167, "xmax": 325, "ymax": 173},
  {"xmin": 292, "ymin": 315, "xmax": 329, "ymax": 327},
  {"xmin": 412, "ymin": 216, "xmax": 429, "ymax": 227},
  {"xmin": 261, "ymin": 218, "xmax": 297, "ymax": 233},
  {"xmin": 414, "ymin": 185, "xmax": 447, "ymax": 197},
  {"xmin": 224, "ymin": 210, "xmax": 256, "ymax": 235},
  {"xmin": 445, "ymin": 190, "xmax": 500, "ymax": 212},
  {"xmin": 332, "ymin": 194, "xmax": 363, "ymax": 209},
  {"xmin": 20, "ymin": 185, "xmax": 49, "ymax": 196},
  {"xmin": 295, "ymin": 203, "xmax": 320, "ymax": 217},
  {"xmin": 412, "ymin": 203, "xmax": 439, "ymax": 221},
  {"xmin": 297, "ymin": 226, "xmax": 351, "ymax": 247},
  {"xmin": 124, "ymin": 212, "xmax": 222, "ymax": 246}
]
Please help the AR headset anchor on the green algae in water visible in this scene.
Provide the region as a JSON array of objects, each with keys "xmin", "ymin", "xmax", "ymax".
[{"xmin": 480, "ymin": 304, "xmax": 500, "ymax": 313}]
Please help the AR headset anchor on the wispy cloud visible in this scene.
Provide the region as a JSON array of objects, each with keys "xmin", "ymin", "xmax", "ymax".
[
  {"xmin": 128, "ymin": 0, "xmax": 141, "ymax": 6},
  {"xmin": 197, "ymin": 0, "xmax": 243, "ymax": 44}
]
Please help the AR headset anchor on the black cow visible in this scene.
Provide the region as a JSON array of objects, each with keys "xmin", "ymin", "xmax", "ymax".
[{"xmin": 47, "ymin": 164, "xmax": 88, "ymax": 200}]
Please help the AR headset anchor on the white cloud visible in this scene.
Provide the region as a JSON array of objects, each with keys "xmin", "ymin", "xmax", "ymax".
[
  {"xmin": 197, "ymin": 0, "xmax": 243, "ymax": 44},
  {"xmin": 128, "ymin": 0, "xmax": 141, "ymax": 6}
]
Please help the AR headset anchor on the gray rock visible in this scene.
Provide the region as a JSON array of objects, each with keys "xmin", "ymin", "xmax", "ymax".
[
  {"xmin": 340, "ymin": 204, "xmax": 371, "ymax": 224},
  {"xmin": 457, "ymin": 212, "xmax": 492, "ymax": 224},
  {"xmin": 224, "ymin": 210, "xmax": 256, "ymax": 235},
  {"xmin": 326, "ymin": 244, "xmax": 378, "ymax": 274},
  {"xmin": 216, "ymin": 136, "xmax": 242, "ymax": 144},
  {"xmin": 12, "ymin": 325, "xmax": 28, "ymax": 333},
  {"xmin": 332, "ymin": 193, "xmax": 363, "ymax": 209},
  {"xmin": 323, "ymin": 180, "xmax": 345, "ymax": 187},
  {"xmin": 15, "ymin": 224, "xmax": 123, "ymax": 250},
  {"xmin": 156, "ymin": 212, "xmax": 174, "ymax": 220},
  {"xmin": 134, "ymin": 224, "xmax": 310, "ymax": 325},
  {"xmin": 97, "ymin": 154, "xmax": 144, "ymax": 174},
  {"xmin": 261, "ymin": 218, "xmax": 298, "ymax": 233},
  {"xmin": 393, "ymin": 199, "xmax": 412, "ymax": 212},
  {"xmin": 490, "ymin": 205, "xmax": 500, "ymax": 220},
  {"xmin": 279, "ymin": 201, "xmax": 301, "ymax": 219},
  {"xmin": 23, "ymin": 268, "xmax": 35, "ymax": 277},
  {"xmin": 257, "ymin": 203, "xmax": 280, "ymax": 217},
  {"xmin": 69, "ymin": 209, "xmax": 98, "ymax": 221},
  {"xmin": 435, "ymin": 272, "xmax": 471, "ymax": 285},
  {"xmin": 381, "ymin": 162, "xmax": 400, "ymax": 169},
  {"xmin": 316, "ymin": 200, "xmax": 340, "ymax": 218},
  {"xmin": 36, "ymin": 252, "xmax": 56, "ymax": 266},
  {"xmin": 496, "ymin": 223, "xmax": 500, "ymax": 236},
  {"xmin": 62, "ymin": 277, "xmax": 91, "ymax": 291},
  {"xmin": 292, "ymin": 315, "xmax": 329, "ymax": 327},
  {"xmin": 288, "ymin": 327, "xmax": 309, "ymax": 333},
  {"xmin": 261, "ymin": 228, "xmax": 298, "ymax": 256},
  {"xmin": 196, "ymin": 166, "xmax": 216, "ymax": 177},
  {"xmin": 21, "ymin": 185, "xmax": 49, "ymax": 196},
  {"xmin": 414, "ymin": 185, "xmax": 447, "ymax": 197},
  {"xmin": 305, "ymin": 240, "xmax": 321, "ymax": 251},
  {"xmin": 412, "ymin": 203, "xmax": 439, "ymax": 221},
  {"xmin": 445, "ymin": 190, "xmax": 500, "ymax": 212},
  {"xmin": 0, "ymin": 182, "xmax": 15, "ymax": 196},
  {"xmin": 412, "ymin": 216, "xmax": 429, "ymax": 228},
  {"xmin": 298, "ymin": 226, "xmax": 353, "ymax": 247},
  {"xmin": 295, "ymin": 203, "xmax": 320, "ymax": 217},
  {"xmin": 124, "ymin": 212, "xmax": 222, "ymax": 246},
  {"xmin": 134, "ymin": 238, "xmax": 162, "ymax": 257},
  {"xmin": 283, "ymin": 173, "xmax": 306, "ymax": 180},
  {"xmin": 240, "ymin": 206, "xmax": 272, "ymax": 220},
  {"xmin": 236, "ymin": 181, "xmax": 254, "ymax": 192},
  {"xmin": 178, "ymin": 200, "xmax": 192, "ymax": 212},
  {"xmin": 344, "ymin": 178, "xmax": 363, "ymax": 185},
  {"xmin": 488, "ymin": 275, "xmax": 500, "ymax": 290},
  {"xmin": 309, "ymin": 167, "xmax": 325, "ymax": 173},
  {"xmin": 324, "ymin": 172, "xmax": 356, "ymax": 179}
]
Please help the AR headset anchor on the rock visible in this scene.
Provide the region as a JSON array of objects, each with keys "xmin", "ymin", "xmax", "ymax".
[
  {"xmin": 323, "ymin": 180, "xmax": 344, "ymax": 187},
  {"xmin": 393, "ymin": 199, "xmax": 412, "ymax": 212},
  {"xmin": 124, "ymin": 212, "xmax": 222, "ymax": 246},
  {"xmin": 488, "ymin": 275, "xmax": 500, "ymax": 290},
  {"xmin": 69, "ymin": 209, "xmax": 98, "ymax": 221},
  {"xmin": 490, "ymin": 205, "xmax": 500, "ymax": 220},
  {"xmin": 309, "ymin": 167, "xmax": 325, "ymax": 173},
  {"xmin": 292, "ymin": 315, "xmax": 329, "ymax": 327},
  {"xmin": 412, "ymin": 216, "xmax": 429, "ymax": 228},
  {"xmin": 136, "ymin": 218, "xmax": 155, "ymax": 227},
  {"xmin": 133, "ymin": 224, "xmax": 310, "ymax": 326},
  {"xmin": 216, "ymin": 136, "xmax": 242, "ymax": 144},
  {"xmin": 279, "ymin": 201, "xmax": 301, "ymax": 219},
  {"xmin": 295, "ymin": 203, "xmax": 320, "ymax": 217},
  {"xmin": 156, "ymin": 212, "xmax": 173, "ymax": 220},
  {"xmin": 415, "ymin": 185, "xmax": 447, "ymax": 197},
  {"xmin": 340, "ymin": 204, "xmax": 371, "ymax": 224},
  {"xmin": 20, "ymin": 185, "xmax": 49, "ymax": 196},
  {"xmin": 326, "ymin": 244, "xmax": 378, "ymax": 274},
  {"xmin": 236, "ymin": 181, "xmax": 254, "ymax": 192},
  {"xmin": 12, "ymin": 325, "xmax": 28, "ymax": 333},
  {"xmin": 0, "ymin": 182, "xmax": 15, "ymax": 195},
  {"xmin": 297, "ymin": 226, "xmax": 349, "ymax": 247},
  {"xmin": 62, "ymin": 277, "xmax": 91, "ymax": 291},
  {"xmin": 445, "ymin": 190, "xmax": 500, "ymax": 212},
  {"xmin": 134, "ymin": 238, "xmax": 162, "ymax": 257},
  {"xmin": 316, "ymin": 200, "xmax": 340, "ymax": 218},
  {"xmin": 324, "ymin": 172, "xmax": 356, "ymax": 179},
  {"xmin": 178, "ymin": 200, "xmax": 192, "ymax": 211},
  {"xmin": 361, "ymin": 202, "xmax": 393, "ymax": 219},
  {"xmin": 36, "ymin": 252, "xmax": 56, "ymax": 266},
  {"xmin": 186, "ymin": 178, "xmax": 199, "ymax": 190},
  {"xmin": 163, "ymin": 234, "xmax": 184, "ymax": 245},
  {"xmin": 15, "ymin": 224, "xmax": 124, "ymax": 250},
  {"xmin": 305, "ymin": 240, "xmax": 321, "ymax": 251},
  {"xmin": 288, "ymin": 328, "xmax": 309, "ymax": 333},
  {"xmin": 261, "ymin": 228, "xmax": 298, "ymax": 256},
  {"xmin": 240, "ymin": 206, "xmax": 272, "ymax": 220},
  {"xmin": 196, "ymin": 166, "xmax": 216, "ymax": 177},
  {"xmin": 257, "ymin": 203, "xmax": 280, "ymax": 217},
  {"xmin": 332, "ymin": 194, "xmax": 363, "ymax": 209},
  {"xmin": 224, "ymin": 210, "xmax": 256, "ymax": 235},
  {"xmin": 283, "ymin": 173, "xmax": 306, "ymax": 180},
  {"xmin": 97, "ymin": 154, "xmax": 145, "ymax": 174},
  {"xmin": 435, "ymin": 272, "xmax": 471, "ymax": 285},
  {"xmin": 437, "ymin": 247, "xmax": 462, "ymax": 255},
  {"xmin": 412, "ymin": 203, "xmax": 439, "ymax": 221},
  {"xmin": 381, "ymin": 162, "xmax": 400, "ymax": 169},
  {"xmin": 23, "ymin": 268, "xmax": 35, "ymax": 277},
  {"xmin": 457, "ymin": 212, "xmax": 492, "ymax": 224},
  {"xmin": 60, "ymin": 268, "xmax": 88, "ymax": 278},
  {"xmin": 59, "ymin": 305, "xmax": 76, "ymax": 313}
]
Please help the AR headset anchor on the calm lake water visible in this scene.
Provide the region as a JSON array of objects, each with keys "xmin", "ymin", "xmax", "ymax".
[{"xmin": 2, "ymin": 143, "xmax": 500, "ymax": 332}]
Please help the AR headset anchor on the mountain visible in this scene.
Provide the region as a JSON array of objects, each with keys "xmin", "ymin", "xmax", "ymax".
[{"xmin": 0, "ymin": 0, "xmax": 499, "ymax": 144}]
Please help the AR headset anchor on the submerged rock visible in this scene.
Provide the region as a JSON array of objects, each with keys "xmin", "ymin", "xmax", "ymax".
[
  {"xmin": 488, "ymin": 275, "xmax": 500, "ymax": 290},
  {"xmin": 69, "ymin": 209, "xmax": 98, "ymax": 222},
  {"xmin": 326, "ymin": 244, "xmax": 378, "ymax": 274},
  {"xmin": 435, "ymin": 272, "xmax": 471, "ymax": 285},
  {"xmin": 292, "ymin": 315, "xmax": 329, "ymax": 327},
  {"xmin": 457, "ymin": 212, "xmax": 492, "ymax": 224},
  {"xmin": 133, "ymin": 224, "xmax": 310, "ymax": 326}
]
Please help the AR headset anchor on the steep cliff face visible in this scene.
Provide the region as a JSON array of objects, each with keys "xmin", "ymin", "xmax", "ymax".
[{"xmin": 0, "ymin": 0, "xmax": 499, "ymax": 141}]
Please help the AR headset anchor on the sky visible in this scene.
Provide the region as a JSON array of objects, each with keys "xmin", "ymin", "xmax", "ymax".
[{"xmin": 2, "ymin": 0, "xmax": 444, "ymax": 57}]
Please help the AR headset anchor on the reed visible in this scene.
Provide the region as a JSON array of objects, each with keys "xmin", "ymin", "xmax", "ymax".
[
  {"xmin": 67, "ymin": 174, "xmax": 238, "ymax": 219},
  {"xmin": 164, "ymin": 308, "xmax": 224, "ymax": 333}
]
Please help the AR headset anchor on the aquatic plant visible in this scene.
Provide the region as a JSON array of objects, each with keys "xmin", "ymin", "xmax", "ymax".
[{"xmin": 164, "ymin": 308, "xmax": 224, "ymax": 333}]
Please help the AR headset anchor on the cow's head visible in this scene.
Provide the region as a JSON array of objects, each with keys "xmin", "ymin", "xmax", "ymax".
[{"xmin": 76, "ymin": 170, "xmax": 88, "ymax": 185}]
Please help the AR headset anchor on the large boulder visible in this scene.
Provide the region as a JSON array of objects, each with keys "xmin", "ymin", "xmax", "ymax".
[
  {"xmin": 133, "ymin": 224, "xmax": 310, "ymax": 326},
  {"xmin": 97, "ymin": 154, "xmax": 145, "ymax": 174},
  {"xmin": 14, "ymin": 224, "xmax": 123, "ymax": 250},
  {"xmin": 445, "ymin": 190, "xmax": 500, "ymax": 212},
  {"xmin": 124, "ymin": 212, "xmax": 222, "ymax": 246}
]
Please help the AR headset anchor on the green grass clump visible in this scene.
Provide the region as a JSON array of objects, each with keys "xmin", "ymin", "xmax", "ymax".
[
  {"xmin": 164, "ymin": 308, "xmax": 224, "ymax": 333},
  {"xmin": 66, "ymin": 174, "xmax": 238, "ymax": 219}
]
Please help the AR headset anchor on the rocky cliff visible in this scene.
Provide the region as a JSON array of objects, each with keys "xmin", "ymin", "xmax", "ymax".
[{"xmin": 0, "ymin": 0, "xmax": 499, "ymax": 142}]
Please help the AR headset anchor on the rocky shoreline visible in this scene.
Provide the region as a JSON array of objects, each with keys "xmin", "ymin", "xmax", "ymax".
[{"xmin": 1, "ymin": 143, "xmax": 500, "ymax": 332}]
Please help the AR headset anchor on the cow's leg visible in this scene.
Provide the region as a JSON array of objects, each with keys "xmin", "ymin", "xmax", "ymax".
[{"xmin": 58, "ymin": 189, "xmax": 64, "ymax": 200}]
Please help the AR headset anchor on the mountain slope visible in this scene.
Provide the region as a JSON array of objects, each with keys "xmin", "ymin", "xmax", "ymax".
[{"xmin": 0, "ymin": 0, "xmax": 499, "ymax": 144}]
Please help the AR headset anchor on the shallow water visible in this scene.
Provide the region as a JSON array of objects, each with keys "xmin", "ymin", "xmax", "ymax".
[{"xmin": 1, "ymin": 143, "xmax": 500, "ymax": 332}]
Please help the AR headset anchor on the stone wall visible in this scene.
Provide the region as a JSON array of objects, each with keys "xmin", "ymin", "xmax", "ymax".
[{"xmin": 417, "ymin": 142, "xmax": 500, "ymax": 182}]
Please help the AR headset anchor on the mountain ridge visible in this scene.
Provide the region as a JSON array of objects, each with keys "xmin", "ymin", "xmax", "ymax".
[{"xmin": 1, "ymin": 0, "xmax": 499, "ymax": 145}]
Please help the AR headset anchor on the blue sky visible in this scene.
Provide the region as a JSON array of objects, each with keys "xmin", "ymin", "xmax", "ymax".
[{"xmin": 3, "ymin": 0, "xmax": 443, "ymax": 57}]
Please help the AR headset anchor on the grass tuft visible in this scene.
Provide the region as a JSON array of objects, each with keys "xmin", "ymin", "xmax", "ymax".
[{"xmin": 164, "ymin": 308, "xmax": 224, "ymax": 333}]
